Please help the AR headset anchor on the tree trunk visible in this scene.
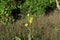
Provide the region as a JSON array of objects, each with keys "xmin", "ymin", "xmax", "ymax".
[{"xmin": 55, "ymin": 0, "xmax": 60, "ymax": 10}]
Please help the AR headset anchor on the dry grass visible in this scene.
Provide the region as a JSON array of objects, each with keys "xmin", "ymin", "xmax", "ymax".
[{"xmin": 0, "ymin": 11, "xmax": 60, "ymax": 40}]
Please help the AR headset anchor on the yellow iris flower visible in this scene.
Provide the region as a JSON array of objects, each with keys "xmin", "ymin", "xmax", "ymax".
[
  {"xmin": 24, "ymin": 23, "xmax": 28, "ymax": 27},
  {"xmin": 29, "ymin": 17, "xmax": 33, "ymax": 24}
]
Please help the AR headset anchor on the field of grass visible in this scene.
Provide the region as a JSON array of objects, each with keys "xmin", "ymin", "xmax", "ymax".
[{"xmin": 0, "ymin": 10, "xmax": 60, "ymax": 40}]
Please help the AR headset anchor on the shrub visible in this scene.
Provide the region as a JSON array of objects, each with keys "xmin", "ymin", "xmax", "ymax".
[
  {"xmin": 20, "ymin": 0, "xmax": 56, "ymax": 15},
  {"xmin": 0, "ymin": 0, "xmax": 56, "ymax": 24},
  {"xmin": 0, "ymin": 0, "xmax": 25, "ymax": 24}
]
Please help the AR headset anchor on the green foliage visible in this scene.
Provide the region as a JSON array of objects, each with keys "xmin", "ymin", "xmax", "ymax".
[
  {"xmin": 15, "ymin": 36, "xmax": 21, "ymax": 40},
  {"xmin": 0, "ymin": 0, "xmax": 56, "ymax": 24},
  {"xmin": 0, "ymin": 0, "xmax": 13, "ymax": 24},
  {"xmin": 28, "ymin": 33, "xmax": 32, "ymax": 40},
  {"xmin": 20, "ymin": 0, "xmax": 56, "ymax": 15},
  {"xmin": 0, "ymin": 0, "xmax": 21, "ymax": 24}
]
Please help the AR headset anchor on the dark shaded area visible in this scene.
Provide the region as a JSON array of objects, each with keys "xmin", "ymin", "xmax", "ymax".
[
  {"xmin": 17, "ymin": 0, "xmax": 26, "ymax": 4},
  {"xmin": 11, "ymin": 0, "xmax": 26, "ymax": 22},
  {"xmin": 45, "ymin": 6, "xmax": 54, "ymax": 15},
  {"xmin": 14, "ymin": 0, "xmax": 26, "ymax": 4},
  {"xmin": 45, "ymin": 2, "xmax": 56, "ymax": 16},
  {"xmin": 11, "ymin": 8, "xmax": 23, "ymax": 21}
]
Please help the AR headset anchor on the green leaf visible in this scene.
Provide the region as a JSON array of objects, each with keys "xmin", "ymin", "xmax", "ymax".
[
  {"xmin": 15, "ymin": 36, "xmax": 21, "ymax": 40},
  {"xmin": 28, "ymin": 33, "xmax": 31, "ymax": 40}
]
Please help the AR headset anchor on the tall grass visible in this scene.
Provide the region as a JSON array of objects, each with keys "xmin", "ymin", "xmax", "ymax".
[{"xmin": 0, "ymin": 11, "xmax": 60, "ymax": 40}]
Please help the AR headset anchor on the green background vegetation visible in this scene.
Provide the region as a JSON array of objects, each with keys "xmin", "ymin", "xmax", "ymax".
[
  {"xmin": 0, "ymin": 0, "xmax": 60, "ymax": 40},
  {"xmin": 0, "ymin": 0, "xmax": 56, "ymax": 24}
]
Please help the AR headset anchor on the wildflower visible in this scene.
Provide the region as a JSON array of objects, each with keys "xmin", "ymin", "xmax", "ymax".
[
  {"xmin": 29, "ymin": 17, "xmax": 33, "ymax": 24},
  {"xmin": 24, "ymin": 23, "xmax": 28, "ymax": 27},
  {"xmin": 27, "ymin": 13, "xmax": 30, "ymax": 17}
]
